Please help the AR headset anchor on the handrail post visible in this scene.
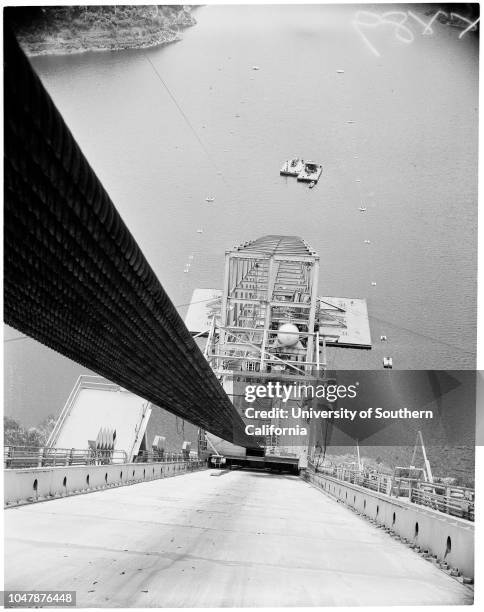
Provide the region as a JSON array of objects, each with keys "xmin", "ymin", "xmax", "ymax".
[{"xmin": 37, "ymin": 447, "xmax": 44, "ymax": 468}]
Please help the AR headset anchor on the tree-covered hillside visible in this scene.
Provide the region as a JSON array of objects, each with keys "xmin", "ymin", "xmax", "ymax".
[{"xmin": 6, "ymin": 5, "xmax": 197, "ymax": 56}]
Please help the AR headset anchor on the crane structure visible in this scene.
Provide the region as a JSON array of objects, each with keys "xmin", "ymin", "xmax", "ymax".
[
  {"xmin": 201, "ymin": 236, "xmax": 323, "ymax": 463},
  {"xmin": 187, "ymin": 235, "xmax": 371, "ymax": 465},
  {"xmin": 204, "ymin": 235, "xmax": 323, "ymax": 380}
]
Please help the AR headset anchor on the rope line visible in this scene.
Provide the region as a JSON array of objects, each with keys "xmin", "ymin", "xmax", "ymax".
[{"xmin": 142, "ymin": 52, "xmax": 228, "ymax": 187}]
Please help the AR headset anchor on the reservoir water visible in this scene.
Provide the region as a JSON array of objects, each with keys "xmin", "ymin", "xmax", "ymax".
[{"xmin": 8, "ymin": 4, "xmax": 478, "ymax": 423}]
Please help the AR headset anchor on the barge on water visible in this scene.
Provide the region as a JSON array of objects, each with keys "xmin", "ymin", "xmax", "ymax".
[
  {"xmin": 280, "ymin": 158, "xmax": 323, "ymax": 185},
  {"xmin": 280, "ymin": 157, "xmax": 304, "ymax": 176},
  {"xmin": 297, "ymin": 160, "xmax": 323, "ymax": 183}
]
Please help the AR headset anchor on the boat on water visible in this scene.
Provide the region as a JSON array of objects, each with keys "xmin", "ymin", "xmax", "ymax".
[
  {"xmin": 359, "ymin": 206, "xmax": 367, "ymax": 212},
  {"xmin": 205, "ymin": 196, "xmax": 215, "ymax": 202},
  {"xmin": 297, "ymin": 161, "xmax": 323, "ymax": 183},
  {"xmin": 337, "ymin": 69, "xmax": 345, "ymax": 74},
  {"xmin": 308, "ymin": 181, "xmax": 316, "ymax": 189},
  {"xmin": 280, "ymin": 158, "xmax": 304, "ymax": 176}
]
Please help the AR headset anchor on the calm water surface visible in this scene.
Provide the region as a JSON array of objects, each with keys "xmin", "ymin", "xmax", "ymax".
[{"xmin": 28, "ymin": 4, "xmax": 478, "ymax": 375}]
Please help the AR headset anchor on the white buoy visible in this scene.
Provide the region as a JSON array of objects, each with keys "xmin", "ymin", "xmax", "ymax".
[{"xmin": 277, "ymin": 323, "xmax": 299, "ymax": 347}]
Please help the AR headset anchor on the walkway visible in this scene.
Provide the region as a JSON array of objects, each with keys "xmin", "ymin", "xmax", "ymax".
[{"xmin": 5, "ymin": 469, "xmax": 473, "ymax": 606}]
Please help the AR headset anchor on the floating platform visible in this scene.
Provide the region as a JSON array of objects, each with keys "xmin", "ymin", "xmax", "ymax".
[
  {"xmin": 280, "ymin": 158, "xmax": 304, "ymax": 176},
  {"xmin": 297, "ymin": 161, "xmax": 323, "ymax": 183}
]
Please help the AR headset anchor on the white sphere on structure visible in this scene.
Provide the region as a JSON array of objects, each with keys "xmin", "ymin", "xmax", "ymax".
[{"xmin": 277, "ymin": 323, "xmax": 299, "ymax": 347}]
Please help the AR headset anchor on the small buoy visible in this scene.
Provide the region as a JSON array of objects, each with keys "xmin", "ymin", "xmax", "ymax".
[{"xmin": 380, "ymin": 335, "xmax": 387, "ymax": 341}]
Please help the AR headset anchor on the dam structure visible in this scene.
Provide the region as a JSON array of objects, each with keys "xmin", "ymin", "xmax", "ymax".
[{"xmin": 2, "ymin": 24, "xmax": 475, "ymax": 608}]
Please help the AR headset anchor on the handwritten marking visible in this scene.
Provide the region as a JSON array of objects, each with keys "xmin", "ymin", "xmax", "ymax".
[
  {"xmin": 449, "ymin": 13, "xmax": 481, "ymax": 39},
  {"xmin": 353, "ymin": 9, "xmax": 479, "ymax": 56}
]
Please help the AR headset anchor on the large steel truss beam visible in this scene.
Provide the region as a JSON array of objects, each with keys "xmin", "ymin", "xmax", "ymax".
[{"xmin": 3, "ymin": 28, "xmax": 256, "ymax": 449}]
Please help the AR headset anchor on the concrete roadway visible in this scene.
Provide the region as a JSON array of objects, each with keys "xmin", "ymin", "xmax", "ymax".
[{"xmin": 5, "ymin": 469, "xmax": 473, "ymax": 607}]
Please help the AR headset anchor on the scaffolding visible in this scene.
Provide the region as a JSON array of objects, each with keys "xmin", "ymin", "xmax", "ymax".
[{"xmin": 205, "ymin": 236, "xmax": 321, "ymax": 380}]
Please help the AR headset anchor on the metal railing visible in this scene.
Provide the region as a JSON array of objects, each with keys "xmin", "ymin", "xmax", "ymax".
[
  {"xmin": 411, "ymin": 484, "xmax": 475, "ymax": 521},
  {"xmin": 309, "ymin": 462, "xmax": 392, "ymax": 494},
  {"xmin": 134, "ymin": 450, "xmax": 202, "ymax": 463},
  {"xmin": 4, "ymin": 446, "xmax": 127, "ymax": 469},
  {"xmin": 308, "ymin": 459, "xmax": 475, "ymax": 522}
]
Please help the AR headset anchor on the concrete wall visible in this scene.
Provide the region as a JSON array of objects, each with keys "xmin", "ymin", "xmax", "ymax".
[
  {"xmin": 53, "ymin": 384, "xmax": 150, "ymax": 458},
  {"xmin": 305, "ymin": 470, "xmax": 474, "ymax": 580},
  {"xmin": 50, "ymin": 376, "xmax": 201, "ymax": 458},
  {"xmin": 144, "ymin": 405, "xmax": 199, "ymax": 454},
  {"xmin": 4, "ymin": 461, "xmax": 206, "ymax": 508}
]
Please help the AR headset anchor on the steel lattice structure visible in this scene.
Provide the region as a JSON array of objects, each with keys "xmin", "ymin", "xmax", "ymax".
[{"xmin": 205, "ymin": 235, "xmax": 322, "ymax": 380}]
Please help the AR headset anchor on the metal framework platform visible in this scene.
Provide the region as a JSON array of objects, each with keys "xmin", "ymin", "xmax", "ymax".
[{"xmin": 205, "ymin": 236, "xmax": 321, "ymax": 378}]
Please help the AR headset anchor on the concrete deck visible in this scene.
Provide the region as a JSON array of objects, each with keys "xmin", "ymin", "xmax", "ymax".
[{"xmin": 5, "ymin": 470, "xmax": 473, "ymax": 607}]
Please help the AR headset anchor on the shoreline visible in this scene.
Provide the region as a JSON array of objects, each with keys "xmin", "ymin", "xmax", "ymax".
[
  {"xmin": 12, "ymin": 6, "xmax": 197, "ymax": 58},
  {"xmin": 21, "ymin": 30, "xmax": 182, "ymax": 58}
]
